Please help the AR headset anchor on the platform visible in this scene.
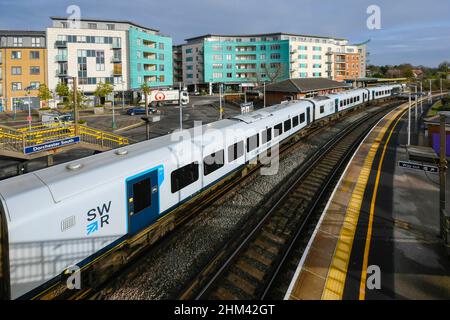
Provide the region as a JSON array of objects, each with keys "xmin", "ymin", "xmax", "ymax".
[{"xmin": 286, "ymin": 100, "xmax": 450, "ymax": 300}]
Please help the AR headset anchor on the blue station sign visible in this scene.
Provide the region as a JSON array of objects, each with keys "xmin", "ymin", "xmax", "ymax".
[{"xmin": 24, "ymin": 136, "xmax": 81, "ymax": 155}]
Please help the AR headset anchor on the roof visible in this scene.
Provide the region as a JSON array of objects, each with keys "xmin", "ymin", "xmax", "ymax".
[
  {"xmin": 0, "ymin": 30, "xmax": 46, "ymax": 37},
  {"xmin": 185, "ymin": 32, "xmax": 346, "ymax": 42},
  {"xmin": 264, "ymin": 78, "xmax": 350, "ymax": 93},
  {"xmin": 50, "ymin": 16, "xmax": 159, "ymax": 33}
]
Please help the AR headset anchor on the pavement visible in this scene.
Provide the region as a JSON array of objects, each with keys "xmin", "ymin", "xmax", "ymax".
[{"xmin": 286, "ymin": 98, "xmax": 450, "ymax": 300}]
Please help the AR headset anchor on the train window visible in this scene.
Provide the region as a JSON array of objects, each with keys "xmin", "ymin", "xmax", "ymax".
[
  {"xmin": 203, "ymin": 150, "xmax": 224, "ymax": 176},
  {"xmin": 340, "ymin": 101, "xmax": 343, "ymax": 107},
  {"xmin": 247, "ymin": 134, "xmax": 260, "ymax": 152},
  {"xmin": 274, "ymin": 123, "xmax": 283, "ymax": 137},
  {"xmin": 292, "ymin": 115, "xmax": 299, "ymax": 127},
  {"xmin": 228, "ymin": 141, "xmax": 244, "ymax": 162},
  {"xmin": 262, "ymin": 128, "xmax": 272, "ymax": 143},
  {"xmin": 284, "ymin": 119, "xmax": 292, "ymax": 131},
  {"xmin": 133, "ymin": 178, "xmax": 151, "ymax": 213},
  {"xmin": 171, "ymin": 162, "xmax": 199, "ymax": 193},
  {"xmin": 320, "ymin": 105, "xmax": 324, "ymax": 113},
  {"xmin": 299, "ymin": 113, "xmax": 305, "ymax": 123}
]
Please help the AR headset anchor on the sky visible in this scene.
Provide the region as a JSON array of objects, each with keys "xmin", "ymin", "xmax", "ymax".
[{"xmin": 0, "ymin": 0, "xmax": 449, "ymax": 67}]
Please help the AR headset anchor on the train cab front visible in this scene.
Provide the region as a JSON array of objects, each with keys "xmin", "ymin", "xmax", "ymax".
[{"xmin": 0, "ymin": 199, "xmax": 10, "ymax": 300}]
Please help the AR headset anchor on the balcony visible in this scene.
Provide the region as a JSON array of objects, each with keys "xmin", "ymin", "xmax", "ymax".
[
  {"xmin": 55, "ymin": 55, "xmax": 68, "ymax": 62},
  {"xmin": 143, "ymin": 64, "xmax": 157, "ymax": 71},
  {"xmin": 235, "ymin": 54, "xmax": 256, "ymax": 61},
  {"xmin": 111, "ymin": 42, "xmax": 121, "ymax": 49},
  {"xmin": 113, "ymin": 65, "xmax": 122, "ymax": 76},
  {"xmin": 56, "ymin": 70, "xmax": 68, "ymax": 77},
  {"xmin": 235, "ymin": 46, "xmax": 256, "ymax": 52},
  {"xmin": 111, "ymin": 57, "xmax": 122, "ymax": 63},
  {"xmin": 143, "ymin": 52, "xmax": 157, "ymax": 60},
  {"xmin": 55, "ymin": 40, "xmax": 67, "ymax": 48},
  {"xmin": 143, "ymin": 40, "xmax": 157, "ymax": 49}
]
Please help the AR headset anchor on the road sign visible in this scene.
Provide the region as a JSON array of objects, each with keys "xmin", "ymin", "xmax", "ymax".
[
  {"xmin": 398, "ymin": 161, "xmax": 438, "ymax": 173},
  {"xmin": 154, "ymin": 92, "xmax": 165, "ymax": 101},
  {"xmin": 24, "ymin": 136, "xmax": 80, "ymax": 155},
  {"xmin": 26, "ymin": 115, "xmax": 32, "ymax": 122}
]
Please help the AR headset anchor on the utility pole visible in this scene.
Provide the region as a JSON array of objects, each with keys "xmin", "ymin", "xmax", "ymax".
[
  {"xmin": 441, "ymin": 78, "xmax": 443, "ymax": 98},
  {"xmin": 26, "ymin": 90, "xmax": 31, "ymax": 131},
  {"xmin": 408, "ymin": 90, "xmax": 411, "ymax": 146},
  {"xmin": 429, "ymin": 79, "xmax": 432, "ymax": 104},
  {"xmin": 179, "ymin": 82, "xmax": 183, "ymax": 131},
  {"xmin": 73, "ymin": 77, "xmax": 78, "ymax": 136},
  {"xmin": 219, "ymin": 83, "xmax": 223, "ymax": 120},
  {"xmin": 263, "ymin": 82, "xmax": 266, "ymax": 108},
  {"xmin": 420, "ymin": 82, "xmax": 423, "ymax": 114},
  {"xmin": 415, "ymin": 85, "xmax": 417, "ymax": 122},
  {"xmin": 112, "ymin": 86, "xmax": 116, "ymax": 129},
  {"xmin": 439, "ymin": 114, "xmax": 447, "ymax": 239},
  {"xmin": 121, "ymin": 80, "xmax": 125, "ymax": 111}
]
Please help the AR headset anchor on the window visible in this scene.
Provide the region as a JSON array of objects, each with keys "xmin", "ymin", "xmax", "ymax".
[
  {"xmin": 107, "ymin": 24, "xmax": 115, "ymax": 30},
  {"xmin": 212, "ymin": 54, "xmax": 222, "ymax": 60},
  {"xmin": 313, "ymin": 55, "xmax": 321, "ymax": 60},
  {"xmin": 284, "ymin": 119, "xmax": 291, "ymax": 131},
  {"xmin": 226, "ymin": 63, "xmax": 232, "ymax": 69},
  {"xmin": 11, "ymin": 51, "xmax": 21, "ymax": 59},
  {"xmin": 298, "ymin": 54, "xmax": 307, "ymax": 59},
  {"xmin": 171, "ymin": 162, "xmax": 199, "ymax": 193},
  {"xmin": 292, "ymin": 116, "xmax": 299, "ymax": 127},
  {"xmin": 186, "ymin": 65, "xmax": 193, "ymax": 70},
  {"xmin": 30, "ymin": 51, "xmax": 40, "ymax": 59},
  {"xmin": 88, "ymin": 23, "xmax": 97, "ymax": 29},
  {"xmin": 270, "ymin": 53, "xmax": 281, "ymax": 59},
  {"xmin": 226, "ymin": 73, "xmax": 232, "ymax": 78},
  {"xmin": 13, "ymin": 37, "xmax": 23, "ymax": 47},
  {"xmin": 212, "ymin": 45, "xmax": 222, "ymax": 51},
  {"xmin": 159, "ymin": 64, "xmax": 165, "ymax": 71},
  {"xmin": 262, "ymin": 128, "xmax": 272, "ymax": 144},
  {"xmin": 11, "ymin": 67, "xmax": 22, "ymax": 75},
  {"xmin": 213, "ymin": 72, "xmax": 223, "ymax": 79},
  {"xmin": 313, "ymin": 46, "xmax": 321, "ymax": 51},
  {"xmin": 298, "ymin": 45, "xmax": 307, "ymax": 50},
  {"xmin": 133, "ymin": 178, "xmax": 152, "ymax": 213},
  {"xmin": 203, "ymin": 150, "xmax": 224, "ymax": 176},
  {"xmin": 30, "ymin": 66, "xmax": 40, "ymax": 75},
  {"xmin": 186, "ymin": 74, "xmax": 193, "ymax": 79},
  {"xmin": 61, "ymin": 22, "xmax": 68, "ymax": 28},
  {"xmin": 260, "ymin": 45, "xmax": 266, "ymax": 50},
  {"xmin": 12, "ymin": 82, "xmax": 22, "ymax": 91},
  {"xmin": 299, "ymin": 113, "xmax": 305, "ymax": 123},
  {"xmin": 159, "ymin": 53, "xmax": 164, "ymax": 60},
  {"xmin": 225, "ymin": 54, "xmax": 232, "ymax": 60},
  {"xmin": 299, "ymin": 63, "xmax": 307, "ymax": 68},
  {"xmin": 213, "ymin": 63, "xmax": 223, "ymax": 69},
  {"xmin": 159, "ymin": 43, "xmax": 164, "ymax": 50},
  {"xmin": 274, "ymin": 123, "xmax": 283, "ymax": 137},
  {"xmin": 247, "ymin": 134, "xmax": 260, "ymax": 152},
  {"xmin": 31, "ymin": 37, "xmax": 41, "ymax": 47},
  {"xmin": 186, "ymin": 57, "xmax": 193, "ymax": 62},
  {"xmin": 320, "ymin": 105, "xmax": 325, "ymax": 113},
  {"xmin": 228, "ymin": 141, "xmax": 244, "ymax": 162},
  {"xmin": 185, "ymin": 48, "xmax": 192, "ymax": 54},
  {"xmin": 159, "ymin": 75, "xmax": 165, "ymax": 82},
  {"xmin": 270, "ymin": 44, "xmax": 281, "ymax": 50}
]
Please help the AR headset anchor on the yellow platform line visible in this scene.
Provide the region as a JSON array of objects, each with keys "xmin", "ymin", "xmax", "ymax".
[
  {"xmin": 321, "ymin": 106, "xmax": 408, "ymax": 300},
  {"xmin": 358, "ymin": 110, "xmax": 405, "ymax": 299}
]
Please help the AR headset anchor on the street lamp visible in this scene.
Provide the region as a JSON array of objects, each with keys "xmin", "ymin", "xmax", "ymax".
[
  {"xmin": 24, "ymin": 86, "xmax": 33, "ymax": 131},
  {"xmin": 121, "ymin": 79, "xmax": 125, "ymax": 111},
  {"xmin": 111, "ymin": 84, "xmax": 116, "ymax": 129}
]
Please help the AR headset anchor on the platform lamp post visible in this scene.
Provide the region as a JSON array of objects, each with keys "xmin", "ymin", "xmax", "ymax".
[
  {"xmin": 179, "ymin": 82, "xmax": 183, "ymax": 131},
  {"xmin": 24, "ymin": 86, "xmax": 33, "ymax": 131},
  {"xmin": 111, "ymin": 85, "xmax": 116, "ymax": 130},
  {"xmin": 439, "ymin": 114, "xmax": 447, "ymax": 242},
  {"xmin": 441, "ymin": 78, "xmax": 443, "ymax": 98},
  {"xmin": 263, "ymin": 81, "xmax": 267, "ymax": 108},
  {"xmin": 65, "ymin": 76, "xmax": 79, "ymax": 136},
  {"xmin": 414, "ymin": 85, "xmax": 418, "ymax": 122},
  {"xmin": 429, "ymin": 78, "xmax": 433, "ymax": 104},
  {"xmin": 408, "ymin": 89, "xmax": 411, "ymax": 146},
  {"xmin": 219, "ymin": 82, "xmax": 223, "ymax": 120},
  {"xmin": 121, "ymin": 80, "xmax": 125, "ymax": 111},
  {"xmin": 420, "ymin": 81, "xmax": 423, "ymax": 114}
]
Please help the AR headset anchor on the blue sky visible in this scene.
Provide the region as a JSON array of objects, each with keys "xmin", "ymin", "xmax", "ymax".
[{"xmin": 0, "ymin": 0, "xmax": 449, "ymax": 67}]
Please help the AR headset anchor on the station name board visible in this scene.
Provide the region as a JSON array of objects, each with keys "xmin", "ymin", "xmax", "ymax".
[
  {"xmin": 24, "ymin": 136, "xmax": 81, "ymax": 155},
  {"xmin": 398, "ymin": 161, "xmax": 439, "ymax": 173}
]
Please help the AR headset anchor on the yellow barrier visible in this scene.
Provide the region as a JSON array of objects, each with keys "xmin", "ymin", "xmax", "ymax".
[{"xmin": 0, "ymin": 123, "xmax": 129, "ymax": 155}]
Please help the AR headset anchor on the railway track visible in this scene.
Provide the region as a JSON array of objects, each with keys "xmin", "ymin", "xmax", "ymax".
[{"xmin": 179, "ymin": 102, "xmax": 399, "ymax": 300}]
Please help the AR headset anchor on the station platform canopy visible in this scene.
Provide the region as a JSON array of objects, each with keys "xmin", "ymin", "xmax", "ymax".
[{"xmin": 345, "ymin": 77, "xmax": 408, "ymax": 87}]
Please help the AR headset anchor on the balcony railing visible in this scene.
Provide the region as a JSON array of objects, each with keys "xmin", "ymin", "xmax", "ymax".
[
  {"xmin": 56, "ymin": 70, "xmax": 67, "ymax": 77},
  {"xmin": 55, "ymin": 55, "xmax": 68, "ymax": 62},
  {"xmin": 55, "ymin": 40, "xmax": 67, "ymax": 48},
  {"xmin": 111, "ymin": 57, "xmax": 122, "ymax": 63},
  {"xmin": 111, "ymin": 43, "xmax": 121, "ymax": 49}
]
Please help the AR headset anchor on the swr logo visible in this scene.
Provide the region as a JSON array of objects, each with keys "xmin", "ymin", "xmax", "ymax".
[{"xmin": 86, "ymin": 201, "xmax": 111, "ymax": 235}]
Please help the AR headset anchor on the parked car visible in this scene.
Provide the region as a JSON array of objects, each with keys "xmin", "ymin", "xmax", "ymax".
[{"xmin": 126, "ymin": 106, "xmax": 157, "ymax": 116}]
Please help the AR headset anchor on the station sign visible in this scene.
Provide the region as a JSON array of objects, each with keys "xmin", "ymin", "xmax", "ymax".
[
  {"xmin": 24, "ymin": 136, "xmax": 80, "ymax": 155},
  {"xmin": 240, "ymin": 102, "xmax": 254, "ymax": 114},
  {"xmin": 398, "ymin": 161, "xmax": 439, "ymax": 173}
]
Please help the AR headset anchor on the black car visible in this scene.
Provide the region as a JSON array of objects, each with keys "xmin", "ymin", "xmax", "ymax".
[{"xmin": 126, "ymin": 106, "xmax": 157, "ymax": 116}]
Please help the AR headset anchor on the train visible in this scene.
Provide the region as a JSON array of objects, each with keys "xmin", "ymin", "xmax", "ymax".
[{"xmin": 0, "ymin": 83, "xmax": 404, "ymax": 299}]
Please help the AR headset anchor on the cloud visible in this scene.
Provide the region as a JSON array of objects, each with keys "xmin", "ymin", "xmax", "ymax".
[{"xmin": 0, "ymin": 0, "xmax": 449, "ymax": 67}]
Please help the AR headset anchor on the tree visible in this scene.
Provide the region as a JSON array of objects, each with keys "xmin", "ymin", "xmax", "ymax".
[
  {"xmin": 37, "ymin": 84, "xmax": 53, "ymax": 108},
  {"xmin": 438, "ymin": 61, "xmax": 449, "ymax": 74},
  {"xmin": 55, "ymin": 82, "xmax": 69, "ymax": 98},
  {"xmin": 94, "ymin": 82, "xmax": 114, "ymax": 105},
  {"xmin": 140, "ymin": 82, "xmax": 151, "ymax": 115}
]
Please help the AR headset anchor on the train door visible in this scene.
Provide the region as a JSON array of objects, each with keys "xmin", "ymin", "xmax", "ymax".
[
  {"xmin": 335, "ymin": 99, "xmax": 339, "ymax": 113},
  {"xmin": 126, "ymin": 167, "xmax": 161, "ymax": 235},
  {"xmin": 306, "ymin": 107, "xmax": 311, "ymax": 124}
]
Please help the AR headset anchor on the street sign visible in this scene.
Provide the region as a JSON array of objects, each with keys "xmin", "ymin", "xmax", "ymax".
[
  {"xmin": 24, "ymin": 136, "xmax": 80, "ymax": 155},
  {"xmin": 398, "ymin": 161, "xmax": 438, "ymax": 173},
  {"xmin": 240, "ymin": 102, "xmax": 254, "ymax": 114}
]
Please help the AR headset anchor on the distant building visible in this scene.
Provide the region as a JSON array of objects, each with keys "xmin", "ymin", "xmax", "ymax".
[
  {"xmin": 175, "ymin": 33, "xmax": 366, "ymax": 94},
  {"xmin": 173, "ymin": 45, "xmax": 183, "ymax": 85},
  {"xmin": 263, "ymin": 77, "xmax": 350, "ymax": 105},
  {"xmin": 0, "ymin": 30, "xmax": 47, "ymax": 111}
]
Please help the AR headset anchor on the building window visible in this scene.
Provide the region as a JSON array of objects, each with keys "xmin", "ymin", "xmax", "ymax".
[
  {"xmin": 213, "ymin": 72, "xmax": 223, "ymax": 79},
  {"xmin": 107, "ymin": 24, "xmax": 115, "ymax": 30},
  {"xmin": 96, "ymin": 51, "xmax": 105, "ymax": 71},
  {"xmin": 226, "ymin": 46, "xmax": 232, "ymax": 51},
  {"xmin": 185, "ymin": 48, "xmax": 192, "ymax": 54},
  {"xmin": 159, "ymin": 43, "xmax": 164, "ymax": 50},
  {"xmin": 213, "ymin": 63, "xmax": 223, "ymax": 69},
  {"xmin": 299, "ymin": 63, "xmax": 307, "ymax": 68},
  {"xmin": 30, "ymin": 82, "xmax": 40, "ymax": 89},
  {"xmin": 88, "ymin": 23, "xmax": 97, "ymax": 29},
  {"xmin": 298, "ymin": 45, "xmax": 307, "ymax": 50},
  {"xmin": 29, "ymin": 51, "xmax": 40, "ymax": 59},
  {"xmin": 31, "ymin": 37, "xmax": 41, "ymax": 47},
  {"xmin": 226, "ymin": 63, "xmax": 232, "ymax": 69},
  {"xmin": 186, "ymin": 57, "xmax": 193, "ymax": 62},
  {"xmin": 260, "ymin": 54, "xmax": 266, "ymax": 59},
  {"xmin": 186, "ymin": 73, "xmax": 193, "ymax": 78},
  {"xmin": 159, "ymin": 53, "xmax": 164, "ymax": 60},
  {"xmin": 13, "ymin": 37, "xmax": 23, "ymax": 47},
  {"xmin": 298, "ymin": 54, "xmax": 307, "ymax": 59},
  {"xmin": 12, "ymin": 82, "xmax": 22, "ymax": 91},
  {"xmin": 313, "ymin": 55, "xmax": 322, "ymax": 60},
  {"xmin": 313, "ymin": 64, "xmax": 322, "ymax": 68},
  {"xmin": 270, "ymin": 53, "xmax": 281, "ymax": 59},
  {"xmin": 11, "ymin": 67, "xmax": 22, "ymax": 75},
  {"xmin": 11, "ymin": 51, "xmax": 21, "ymax": 59},
  {"xmin": 270, "ymin": 44, "xmax": 280, "ymax": 50},
  {"xmin": 212, "ymin": 45, "xmax": 222, "ymax": 51},
  {"xmin": 212, "ymin": 54, "xmax": 222, "ymax": 60},
  {"xmin": 260, "ymin": 45, "xmax": 266, "ymax": 50},
  {"xmin": 159, "ymin": 75, "xmax": 165, "ymax": 82},
  {"xmin": 159, "ymin": 64, "xmax": 165, "ymax": 71},
  {"xmin": 227, "ymin": 73, "xmax": 232, "ymax": 78},
  {"xmin": 30, "ymin": 66, "xmax": 40, "ymax": 75},
  {"xmin": 313, "ymin": 46, "xmax": 322, "ymax": 51},
  {"xmin": 186, "ymin": 65, "xmax": 193, "ymax": 70}
]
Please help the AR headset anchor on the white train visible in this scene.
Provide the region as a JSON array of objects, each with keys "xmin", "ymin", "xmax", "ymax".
[{"xmin": 0, "ymin": 84, "xmax": 402, "ymax": 299}]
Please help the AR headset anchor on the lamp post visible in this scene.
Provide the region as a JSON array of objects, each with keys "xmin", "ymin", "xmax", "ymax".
[
  {"xmin": 219, "ymin": 83, "xmax": 223, "ymax": 120},
  {"xmin": 429, "ymin": 78, "xmax": 433, "ymax": 104},
  {"xmin": 121, "ymin": 80, "xmax": 125, "ymax": 111},
  {"xmin": 179, "ymin": 82, "xmax": 183, "ymax": 131},
  {"xmin": 112, "ymin": 86, "xmax": 116, "ymax": 129},
  {"xmin": 420, "ymin": 81, "xmax": 423, "ymax": 114},
  {"xmin": 263, "ymin": 81, "xmax": 266, "ymax": 108},
  {"xmin": 415, "ymin": 85, "xmax": 418, "ymax": 122},
  {"xmin": 408, "ymin": 89, "xmax": 411, "ymax": 146}
]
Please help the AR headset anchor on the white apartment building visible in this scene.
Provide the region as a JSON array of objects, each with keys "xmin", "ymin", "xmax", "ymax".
[{"xmin": 47, "ymin": 17, "xmax": 129, "ymax": 97}]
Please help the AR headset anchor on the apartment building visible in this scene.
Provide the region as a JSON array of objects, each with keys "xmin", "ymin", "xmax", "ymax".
[
  {"xmin": 173, "ymin": 45, "xmax": 183, "ymax": 84},
  {"xmin": 47, "ymin": 17, "xmax": 172, "ymax": 102},
  {"xmin": 0, "ymin": 31, "xmax": 47, "ymax": 111},
  {"xmin": 177, "ymin": 33, "xmax": 367, "ymax": 93}
]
